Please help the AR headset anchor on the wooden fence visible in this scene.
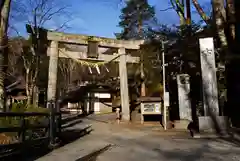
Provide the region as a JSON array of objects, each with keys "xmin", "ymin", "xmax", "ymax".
[{"xmin": 0, "ymin": 102, "xmax": 61, "ymax": 158}]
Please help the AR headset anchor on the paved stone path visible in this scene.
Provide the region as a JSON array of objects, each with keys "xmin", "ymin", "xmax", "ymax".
[{"xmin": 37, "ymin": 115, "xmax": 240, "ymax": 161}]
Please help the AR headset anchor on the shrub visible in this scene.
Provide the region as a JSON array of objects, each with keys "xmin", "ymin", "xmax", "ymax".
[{"xmin": 10, "ymin": 101, "xmax": 50, "ymax": 125}]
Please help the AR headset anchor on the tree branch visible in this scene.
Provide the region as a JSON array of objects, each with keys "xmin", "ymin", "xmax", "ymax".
[
  {"xmin": 54, "ymin": 19, "xmax": 71, "ymax": 31},
  {"xmin": 191, "ymin": 0, "xmax": 211, "ymax": 24},
  {"xmin": 39, "ymin": 6, "xmax": 68, "ymax": 26},
  {"xmin": 159, "ymin": 7, "xmax": 174, "ymax": 12}
]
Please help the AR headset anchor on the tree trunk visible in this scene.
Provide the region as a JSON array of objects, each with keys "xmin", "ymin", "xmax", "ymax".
[
  {"xmin": 212, "ymin": 0, "xmax": 228, "ymax": 49},
  {"xmin": 137, "ymin": 5, "xmax": 146, "ymax": 97},
  {"xmin": 26, "ymin": 69, "xmax": 32, "ymax": 105},
  {"xmin": 170, "ymin": 0, "xmax": 185, "ymax": 25},
  {"xmin": 32, "ymin": 85, "xmax": 38, "ymax": 107},
  {"xmin": 179, "ymin": 0, "xmax": 185, "ymax": 26},
  {"xmin": 226, "ymin": 0, "xmax": 240, "ymax": 127},
  {"xmin": 0, "ymin": 0, "xmax": 11, "ymax": 111},
  {"xmin": 27, "ymin": 85, "xmax": 33, "ymax": 105},
  {"xmin": 32, "ymin": 67, "xmax": 38, "ymax": 106},
  {"xmin": 226, "ymin": 0, "xmax": 235, "ymax": 42}
]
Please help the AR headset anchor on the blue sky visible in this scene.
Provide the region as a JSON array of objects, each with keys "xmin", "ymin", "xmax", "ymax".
[{"xmin": 10, "ymin": 0, "xmax": 211, "ymax": 38}]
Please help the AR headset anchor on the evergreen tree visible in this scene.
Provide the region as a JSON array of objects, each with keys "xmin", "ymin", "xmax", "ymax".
[{"xmin": 116, "ymin": 0, "xmax": 155, "ymax": 40}]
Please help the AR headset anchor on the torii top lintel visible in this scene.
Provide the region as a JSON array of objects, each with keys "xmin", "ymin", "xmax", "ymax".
[{"xmin": 47, "ymin": 31, "xmax": 144, "ymax": 50}]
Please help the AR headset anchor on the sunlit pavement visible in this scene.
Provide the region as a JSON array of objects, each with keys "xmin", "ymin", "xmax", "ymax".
[
  {"xmin": 37, "ymin": 114, "xmax": 240, "ymax": 161},
  {"xmin": 92, "ymin": 119, "xmax": 240, "ymax": 161}
]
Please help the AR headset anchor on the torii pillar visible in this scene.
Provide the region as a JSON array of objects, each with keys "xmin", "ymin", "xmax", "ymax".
[
  {"xmin": 47, "ymin": 41, "xmax": 59, "ymax": 103},
  {"xmin": 118, "ymin": 47, "xmax": 130, "ymax": 121}
]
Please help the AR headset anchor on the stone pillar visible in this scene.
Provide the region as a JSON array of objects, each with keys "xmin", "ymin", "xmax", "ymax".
[
  {"xmin": 94, "ymin": 93, "xmax": 100, "ymax": 113},
  {"xmin": 118, "ymin": 47, "xmax": 130, "ymax": 121},
  {"xmin": 89, "ymin": 92, "xmax": 94, "ymax": 114},
  {"xmin": 177, "ymin": 74, "xmax": 192, "ymax": 121},
  {"xmin": 47, "ymin": 41, "xmax": 59, "ymax": 103},
  {"xmin": 198, "ymin": 38, "xmax": 229, "ymax": 133},
  {"xmin": 84, "ymin": 93, "xmax": 90, "ymax": 114},
  {"xmin": 199, "ymin": 38, "xmax": 219, "ymax": 116}
]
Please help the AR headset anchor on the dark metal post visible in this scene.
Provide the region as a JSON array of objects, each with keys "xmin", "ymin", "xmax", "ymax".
[
  {"xmin": 9, "ymin": 97, "xmax": 12, "ymax": 110},
  {"xmin": 48, "ymin": 101, "xmax": 55, "ymax": 146},
  {"xmin": 162, "ymin": 41, "xmax": 167, "ymax": 130},
  {"xmin": 56, "ymin": 100, "xmax": 61, "ymax": 135},
  {"xmin": 89, "ymin": 92, "xmax": 95, "ymax": 114},
  {"xmin": 19, "ymin": 117, "xmax": 26, "ymax": 142}
]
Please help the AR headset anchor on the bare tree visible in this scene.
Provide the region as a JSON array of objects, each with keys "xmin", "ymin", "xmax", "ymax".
[
  {"xmin": 7, "ymin": 37, "xmax": 25, "ymax": 78},
  {"xmin": 0, "ymin": 0, "xmax": 11, "ymax": 111},
  {"xmin": 11, "ymin": 0, "xmax": 72, "ymax": 31},
  {"xmin": 58, "ymin": 58, "xmax": 78, "ymax": 91},
  {"xmin": 10, "ymin": 0, "xmax": 72, "ymax": 105}
]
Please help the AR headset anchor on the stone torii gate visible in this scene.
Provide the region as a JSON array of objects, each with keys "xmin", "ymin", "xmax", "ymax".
[{"xmin": 46, "ymin": 31, "xmax": 144, "ymax": 121}]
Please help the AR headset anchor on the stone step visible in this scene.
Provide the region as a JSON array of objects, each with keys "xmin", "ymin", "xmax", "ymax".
[{"xmin": 61, "ymin": 118, "xmax": 84, "ymax": 129}]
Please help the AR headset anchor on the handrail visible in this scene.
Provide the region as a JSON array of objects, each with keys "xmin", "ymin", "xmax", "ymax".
[
  {"xmin": 0, "ymin": 112, "xmax": 61, "ymax": 117},
  {"xmin": 0, "ymin": 125, "xmax": 49, "ymax": 133}
]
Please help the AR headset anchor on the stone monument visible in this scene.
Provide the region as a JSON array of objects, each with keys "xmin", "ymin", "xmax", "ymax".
[
  {"xmin": 199, "ymin": 37, "xmax": 228, "ymax": 133},
  {"xmin": 177, "ymin": 74, "xmax": 192, "ymax": 120},
  {"xmin": 175, "ymin": 74, "xmax": 192, "ymax": 129}
]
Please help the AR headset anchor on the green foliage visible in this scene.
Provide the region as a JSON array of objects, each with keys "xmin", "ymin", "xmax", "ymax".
[
  {"xmin": 148, "ymin": 83, "xmax": 163, "ymax": 97},
  {"xmin": 116, "ymin": 0, "xmax": 162, "ymax": 96},
  {"xmin": 116, "ymin": 0, "xmax": 155, "ymax": 40},
  {"xmin": 0, "ymin": 101, "xmax": 49, "ymax": 128}
]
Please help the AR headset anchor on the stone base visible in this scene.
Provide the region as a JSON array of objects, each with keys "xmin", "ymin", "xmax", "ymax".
[
  {"xmin": 193, "ymin": 133, "xmax": 231, "ymax": 139},
  {"xmin": 198, "ymin": 116, "xmax": 229, "ymax": 133},
  {"xmin": 174, "ymin": 120, "xmax": 191, "ymax": 130},
  {"xmin": 131, "ymin": 113, "xmax": 142, "ymax": 122},
  {"xmin": 131, "ymin": 110, "xmax": 142, "ymax": 122}
]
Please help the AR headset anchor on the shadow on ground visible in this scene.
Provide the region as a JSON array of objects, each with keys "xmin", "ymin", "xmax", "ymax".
[
  {"xmin": 75, "ymin": 144, "xmax": 112, "ymax": 161},
  {"xmin": 59, "ymin": 126, "xmax": 93, "ymax": 145},
  {"xmin": 153, "ymin": 143, "xmax": 239, "ymax": 161},
  {"xmin": 220, "ymin": 132, "xmax": 240, "ymax": 146}
]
